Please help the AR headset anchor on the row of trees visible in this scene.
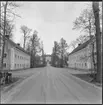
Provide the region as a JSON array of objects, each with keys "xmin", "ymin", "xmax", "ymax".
[
  {"xmin": 51, "ymin": 38, "xmax": 68, "ymax": 68},
  {"xmin": 70, "ymin": 2, "xmax": 102, "ymax": 83},
  {"xmin": 20, "ymin": 25, "xmax": 46, "ymax": 68}
]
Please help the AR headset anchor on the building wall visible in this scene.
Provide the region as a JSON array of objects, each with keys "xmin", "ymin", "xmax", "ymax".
[
  {"xmin": 13, "ymin": 47, "xmax": 30, "ymax": 70},
  {"xmin": 3, "ymin": 41, "xmax": 11, "ymax": 70},
  {"xmin": 46, "ymin": 56, "xmax": 51, "ymax": 62},
  {"xmin": 2, "ymin": 40, "xmax": 30, "ymax": 70},
  {"xmin": 68, "ymin": 39, "xmax": 96, "ymax": 70}
]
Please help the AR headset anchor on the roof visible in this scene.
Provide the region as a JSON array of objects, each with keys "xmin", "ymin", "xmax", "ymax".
[
  {"xmin": 5, "ymin": 37, "xmax": 30, "ymax": 55},
  {"xmin": 69, "ymin": 36, "xmax": 95, "ymax": 56},
  {"xmin": 44, "ymin": 54, "xmax": 51, "ymax": 57}
]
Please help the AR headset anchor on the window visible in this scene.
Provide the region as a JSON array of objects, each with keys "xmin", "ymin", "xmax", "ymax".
[
  {"xmin": 15, "ymin": 54, "xmax": 17, "ymax": 58},
  {"xmin": 15, "ymin": 64, "xmax": 16, "ymax": 68},
  {"xmin": 85, "ymin": 63, "xmax": 87, "ymax": 66},
  {"xmin": 3, "ymin": 63, "xmax": 6, "ymax": 68},
  {"xmin": 0, "ymin": 49, "xmax": 1, "ymax": 56},
  {"xmin": 4, "ymin": 53, "xmax": 7, "ymax": 58}
]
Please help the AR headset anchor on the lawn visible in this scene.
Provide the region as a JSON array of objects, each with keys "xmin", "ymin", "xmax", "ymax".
[
  {"xmin": 0, "ymin": 76, "xmax": 22, "ymax": 93},
  {"xmin": 72, "ymin": 73, "xmax": 102, "ymax": 87}
]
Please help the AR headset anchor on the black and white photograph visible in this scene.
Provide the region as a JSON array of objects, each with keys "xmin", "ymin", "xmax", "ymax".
[{"xmin": 0, "ymin": 1, "xmax": 102, "ymax": 104}]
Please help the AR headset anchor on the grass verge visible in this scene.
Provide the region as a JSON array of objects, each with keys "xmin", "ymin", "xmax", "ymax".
[
  {"xmin": 0, "ymin": 77, "xmax": 23, "ymax": 93},
  {"xmin": 72, "ymin": 73, "xmax": 102, "ymax": 87}
]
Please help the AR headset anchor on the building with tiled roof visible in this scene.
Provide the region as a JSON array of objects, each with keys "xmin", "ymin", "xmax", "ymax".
[
  {"xmin": 45, "ymin": 54, "xmax": 51, "ymax": 63},
  {"xmin": 0, "ymin": 35, "xmax": 30, "ymax": 70},
  {"xmin": 68, "ymin": 36, "xmax": 96, "ymax": 70}
]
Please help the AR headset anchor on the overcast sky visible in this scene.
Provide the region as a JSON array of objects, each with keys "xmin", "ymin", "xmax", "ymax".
[{"xmin": 13, "ymin": 2, "xmax": 89, "ymax": 54}]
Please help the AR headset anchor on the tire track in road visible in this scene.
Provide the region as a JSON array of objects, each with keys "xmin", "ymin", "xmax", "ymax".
[
  {"xmin": 61, "ymin": 70, "xmax": 102, "ymax": 103},
  {"xmin": 55, "ymin": 69, "xmax": 88, "ymax": 103},
  {"xmin": 53, "ymin": 76, "xmax": 81, "ymax": 104},
  {"xmin": 44, "ymin": 67, "xmax": 80, "ymax": 104},
  {"xmin": 41, "ymin": 85, "xmax": 46, "ymax": 104},
  {"xmin": 44, "ymin": 66, "xmax": 60, "ymax": 103}
]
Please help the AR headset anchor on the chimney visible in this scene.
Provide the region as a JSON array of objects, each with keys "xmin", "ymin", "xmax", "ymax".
[
  {"xmin": 78, "ymin": 43, "xmax": 81, "ymax": 46},
  {"xmin": 5, "ymin": 35, "xmax": 9, "ymax": 39},
  {"xmin": 17, "ymin": 43, "xmax": 20, "ymax": 46}
]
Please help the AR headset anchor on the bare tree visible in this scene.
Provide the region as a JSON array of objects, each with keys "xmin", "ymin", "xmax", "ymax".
[
  {"xmin": 40, "ymin": 41, "xmax": 46, "ymax": 65},
  {"xmin": 20, "ymin": 25, "xmax": 32, "ymax": 50},
  {"xmin": 0, "ymin": 19, "xmax": 15, "ymax": 39},
  {"xmin": 51, "ymin": 41, "xmax": 61, "ymax": 67},
  {"xmin": 73, "ymin": 2, "xmax": 102, "ymax": 37},
  {"xmin": 0, "ymin": 1, "xmax": 20, "ymax": 38},
  {"xmin": 59, "ymin": 38, "xmax": 68, "ymax": 67},
  {"xmin": 27, "ymin": 30, "xmax": 41, "ymax": 68},
  {"xmin": 0, "ymin": 1, "xmax": 8, "ymax": 70},
  {"xmin": 0, "ymin": 1, "xmax": 20, "ymax": 70},
  {"xmin": 72, "ymin": 2, "xmax": 102, "ymax": 81},
  {"xmin": 76, "ymin": 34, "xmax": 90, "ymax": 44},
  {"xmin": 68, "ymin": 40, "xmax": 77, "ymax": 50}
]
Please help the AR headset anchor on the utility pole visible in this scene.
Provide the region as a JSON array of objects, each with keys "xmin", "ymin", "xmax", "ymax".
[
  {"xmin": 1, "ymin": 1, "xmax": 8, "ymax": 70},
  {"xmin": 92, "ymin": 2, "xmax": 102, "ymax": 83}
]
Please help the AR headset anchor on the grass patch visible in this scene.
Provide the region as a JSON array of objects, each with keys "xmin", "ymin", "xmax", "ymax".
[
  {"xmin": 72, "ymin": 73, "xmax": 93, "ymax": 82},
  {"xmin": 0, "ymin": 77, "xmax": 21, "ymax": 92},
  {"xmin": 72, "ymin": 73, "xmax": 102, "ymax": 87},
  {"xmin": 0, "ymin": 74, "xmax": 33, "ymax": 93}
]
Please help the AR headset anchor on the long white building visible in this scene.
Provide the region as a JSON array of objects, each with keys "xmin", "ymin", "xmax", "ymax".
[
  {"xmin": 0, "ymin": 35, "xmax": 30, "ymax": 70},
  {"xmin": 68, "ymin": 36, "xmax": 96, "ymax": 70},
  {"xmin": 45, "ymin": 54, "xmax": 51, "ymax": 63}
]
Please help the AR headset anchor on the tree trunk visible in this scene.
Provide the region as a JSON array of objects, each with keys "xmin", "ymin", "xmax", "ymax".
[
  {"xmin": 90, "ymin": 41, "xmax": 96, "ymax": 79},
  {"xmin": 92, "ymin": 2, "xmax": 102, "ymax": 83},
  {"xmin": 0, "ymin": 1, "xmax": 1, "ymax": 69},
  {"xmin": 23, "ymin": 34, "xmax": 26, "ymax": 50},
  {"xmin": 88, "ymin": 19, "xmax": 92, "ymax": 36},
  {"xmin": 88, "ymin": 16, "xmax": 96, "ymax": 79}
]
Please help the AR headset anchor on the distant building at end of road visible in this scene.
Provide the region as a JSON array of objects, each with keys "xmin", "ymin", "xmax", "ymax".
[
  {"xmin": 68, "ymin": 36, "xmax": 96, "ymax": 71},
  {"xmin": 0, "ymin": 35, "xmax": 30, "ymax": 70},
  {"xmin": 45, "ymin": 54, "xmax": 51, "ymax": 63}
]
